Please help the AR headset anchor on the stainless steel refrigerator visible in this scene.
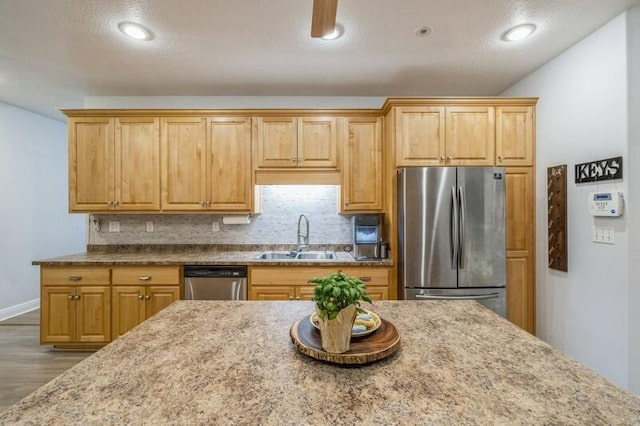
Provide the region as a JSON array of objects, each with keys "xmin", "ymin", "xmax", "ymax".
[{"xmin": 398, "ymin": 167, "xmax": 506, "ymax": 317}]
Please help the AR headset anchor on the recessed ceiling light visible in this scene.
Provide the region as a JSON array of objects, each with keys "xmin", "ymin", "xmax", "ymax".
[
  {"xmin": 415, "ymin": 26, "xmax": 432, "ymax": 37},
  {"xmin": 501, "ymin": 23, "xmax": 536, "ymax": 42},
  {"xmin": 322, "ymin": 23, "xmax": 345, "ymax": 40},
  {"xmin": 118, "ymin": 21, "xmax": 154, "ymax": 41}
]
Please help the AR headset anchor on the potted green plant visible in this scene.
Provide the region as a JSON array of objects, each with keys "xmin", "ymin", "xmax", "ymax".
[{"xmin": 309, "ymin": 271, "xmax": 372, "ymax": 353}]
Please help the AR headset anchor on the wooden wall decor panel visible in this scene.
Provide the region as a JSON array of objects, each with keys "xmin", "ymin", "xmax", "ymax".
[{"xmin": 547, "ymin": 165, "xmax": 567, "ymax": 272}]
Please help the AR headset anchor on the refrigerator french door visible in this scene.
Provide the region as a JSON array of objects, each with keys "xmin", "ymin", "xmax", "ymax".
[{"xmin": 398, "ymin": 167, "xmax": 507, "ymax": 317}]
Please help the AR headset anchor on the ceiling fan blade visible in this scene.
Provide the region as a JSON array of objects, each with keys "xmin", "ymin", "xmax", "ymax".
[{"xmin": 311, "ymin": 0, "xmax": 338, "ymax": 38}]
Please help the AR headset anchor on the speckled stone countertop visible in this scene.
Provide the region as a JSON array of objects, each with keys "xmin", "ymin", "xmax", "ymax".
[
  {"xmin": 2, "ymin": 301, "xmax": 639, "ymax": 424},
  {"xmin": 32, "ymin": 245, "xmax": 393, "ymax": 267}
]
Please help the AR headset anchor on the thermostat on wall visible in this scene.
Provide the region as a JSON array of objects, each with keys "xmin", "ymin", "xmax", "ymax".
[{"xmin": 589, "ymin": 191, "xmax": 624, "ymax": 217}]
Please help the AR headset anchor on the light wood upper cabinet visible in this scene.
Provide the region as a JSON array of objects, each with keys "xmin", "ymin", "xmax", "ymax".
[
  {"xmin": 395, "ymin": 106, "xmax": 445, "ymax": 166},
  {"xmin": 161, "ymin": 117, "xmax": 208, "ymax": 210},
  {"xmin": 496, "ymin": 106, "xmax": 534, "ymax": 166},
  {"xmin": 115, "ymin": 117, "xmax": 160, "ymax": 210},
  {"xmin": 340, "ymin": 116, "xmax": 383, "ymax": 212},
  {"xmin": 255, "ymin": 117, "xmax": 337, "ymax": 169},
  {"xmin": 445, "ymin": 106, "xmax": 495, "ymax": 165},
  {"xmin": 208, "ymin": 117, "xmax": 253, "ymax": 211},
  {"xmin": 69, "ymin": 117, "xmax": 160, "ymax": 211},
  {"xmin": 69, "ymin": 117, "xmax": 114, "ymax": 211},
  {"xmin": 395, "ymin": 106, "xmax": 494, "ymax": 166},
  {"xmin": 161, "ymin": 117, "xmax": 252, "ymax": 212}
]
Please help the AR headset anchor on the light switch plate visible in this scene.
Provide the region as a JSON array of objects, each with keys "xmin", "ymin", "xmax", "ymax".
[
  {"xmin": 592, "ymin": 226, "xmax": 614, "ymax": 244},
  {"xmin": 212, "ymin": 222, "xmax": 220, "ymax": 232},
  {"xmin": 146, "ymin": 221, "xmax": 154, "ymax": 232},
  {"xmin": 108, "ymin": 221, "xmax": 120, "ymax": 233}
]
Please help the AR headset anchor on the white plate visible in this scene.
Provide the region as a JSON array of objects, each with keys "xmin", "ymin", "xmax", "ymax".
[{"xmin": 309, "ymin": 309, "xmax": 381, "ymax": 338}]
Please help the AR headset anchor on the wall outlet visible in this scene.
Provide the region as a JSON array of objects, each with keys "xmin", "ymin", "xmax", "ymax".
[
  {"xmin": 212, "ymin": 222, "xmax": 220, "ymax": 232},
  {"xmin": 90, "ymin": 219, "xmax": 101, "ymax": 232},
  {"xmin": 146, "ymin": 221, "xmax": 154, "ymax": 232},
  {"xmin": 108, "ymin": 221, "xmax": 120, "ymax": 233},
  {"xmin": 592, "ymin": 226, "xmax": 614, "ymax": 244}
]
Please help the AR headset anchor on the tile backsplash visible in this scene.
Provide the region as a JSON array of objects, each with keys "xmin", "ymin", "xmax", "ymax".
[{"xmin": 89, "ymin": 185, "xmax": 353, "ymax": 245}]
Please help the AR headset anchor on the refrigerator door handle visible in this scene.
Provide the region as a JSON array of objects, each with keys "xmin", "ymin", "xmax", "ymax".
[
  {"xmin": 458, "ymin": 185, "xmax": 466, "ymax": 269},
  {"xmin": 414, "ymin": 293, "xmax": 501, "ymax": 300},
  {"xmin": 450, "ymin": 186, "xmax": 459, "ymax": 269}
]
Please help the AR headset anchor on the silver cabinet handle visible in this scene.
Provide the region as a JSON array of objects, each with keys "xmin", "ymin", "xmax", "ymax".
[
  {"xmin": 297, "ymin": 157, "xmax": 303, "ymax": 163},
  {"xmin": 145, "ymin": 295, "xmax": 151, "ymax": 300},
  {"xmin": 358, "ymin": 276, "xmax": 371, "ymax": 282},
  {"xmin": 68, "ymin": 295, "xmax": 74, "ymax": 300},
  {"xmin": 200, "ymin": 200, "xmax": 206, "ymax": 207},
  {"xmin": 440, "ymin": 156, "xmax": 445, "ymax": 162},
  {"xmin": 414, "ymin": 293, "xmax": 500, "ymax": 300},
  {"xmin": 138, "ymin": 276, "xmax": 151, "ymax": 281},
  {"xmin": 138, "ymin": 295, "xmax": 144, "ymax": 300},
  {"xmin": 446, "ymin": 156, "xmax": 452, "ymax": 162},
  {"xmin": 206, "ymin": 201, "xmax": 211, "ymax": 207},
  {"xmin": 289, "ymin": 296, "xmax": 294, "ymax": 300},
  {"xmin": 296, "ymin": 296, "xmax": 300, "ymax": 300},
  {"xmin": 290, "ymin": 158, "xmax": 297, "ymax": 163},
  {"xmin": 114, "ymin": 200, "xmax": 120, "ymax": 207},
  {"xmin": 498, "ymin": 155, "xmax": 503, "ymax": 162},
  {"xmin": 68, "ymin": 276, "xmax": 82, "ymax": 281},
  {"xmin": 74, "ymin": 295, "xmax": 81, "ymax": 300}
]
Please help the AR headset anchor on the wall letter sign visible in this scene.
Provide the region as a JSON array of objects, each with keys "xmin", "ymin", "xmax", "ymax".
[{"xmin": 574, "ymin": 156, "xmax": 623, "ymax": 183}]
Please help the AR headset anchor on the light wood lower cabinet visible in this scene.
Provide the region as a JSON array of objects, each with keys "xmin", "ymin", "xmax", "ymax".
[
  {"xmin": 249, "ymin": 266, "xmax": 391, "ymax": 301},
  {"xmin": 41, "ymin": 267, "xmax": 111, "ymax": 345},
  {"xmin": 505, "ymin": 167, "xmax": 535, "ymax": 334},
  {"xmin": 40, "ymin": 265, "xmax": 181, "ymax": 346},
  {"xmin": 111, "ymin": 266, "xmax": 181, "ymax": 338}
]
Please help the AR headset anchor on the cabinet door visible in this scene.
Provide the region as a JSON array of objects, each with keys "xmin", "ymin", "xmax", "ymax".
[
  {"xmin": 115, "ymin": 117, "xmax": 160, "ymax": 210},
  {"xmin": 249, "ymin": 286, "xmax": 296, "ymax": 300},
  {"xmin": 297, "ymin": 117, "xmax": 337, "ymax": 168},
  {"xmin": 496, "ymin": 106, "xmax": 534, "ymax": 166},
  {"xmin": 208, "ymin": 117, "xmax": 253, "ymax": 211},
  {"xmin": 341, "ymin": 117, "xmax": 383, "ymax": 211},
  {"xmin": 255, "ymin": 117, "xmax": 297, "ymax": 168},
  {"xmin": 505, "ymin": 168, "xmax": 535, "ymax": 333},
  {"xmin": 146, "ymin": 286, "xmax": 180, "ymax": 318},
  {"xmin": 41, "ymin": 286, "xmax": 74, "ymax": 344},
  {"xmin": 75, "ymin": 286, "xmax": 111, "ymax": 343},
  {"xmin": 161, "ymin": 117, "xmax": 208, "ymax": 210},
  {"xmin": 112, "ymin": 286, "xmax": 146, "ymax": 339},
  {"xmin": 445, "ymin": 106, "xmax": 495, "ymax": 165},
  {"xmin": 68, "ymin": 117, "xmax": 114, "ymax": 211},
  {"xmin": 364, "ymin": 286, "xmax": 389, "ymax": 301},
  {"xmin": 296, "ymin": 286, "xmax": 316, "ymax": 301},
  {"xmin": 395, "ymin": 106, "xmax": 445, "ymax": 166}
]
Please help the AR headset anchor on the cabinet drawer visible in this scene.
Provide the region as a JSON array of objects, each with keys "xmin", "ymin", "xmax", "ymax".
[
  {"xmin": 42, "ymin": 266, "xmax": 111, "ymax": 285},
  {"xmin": 112, "ymin": 266, "xmax": 181, "ymax": 285},
  {"xmin": 250, "ymin": 266, "xmax": 389, "ymax": 286}
]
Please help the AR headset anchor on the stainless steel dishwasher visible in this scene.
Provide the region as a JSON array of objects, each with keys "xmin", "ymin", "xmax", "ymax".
[{"xmin": 184, "ymin": 265, "xmax": 248, "ymax": 300}]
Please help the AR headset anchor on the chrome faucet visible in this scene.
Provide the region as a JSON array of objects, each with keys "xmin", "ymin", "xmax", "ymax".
[{"xmin": 297, "ymin": 214, "xmax": 309, "ymax": 253}]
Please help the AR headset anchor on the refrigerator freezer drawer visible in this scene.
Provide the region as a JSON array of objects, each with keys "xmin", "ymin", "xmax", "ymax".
[{"xmin": 405, "ymin": 287, "xmax": 506, "ymax": 317}]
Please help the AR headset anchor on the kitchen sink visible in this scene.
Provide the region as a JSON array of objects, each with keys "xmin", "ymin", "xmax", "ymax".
[
  {"xmin": 294, "ymin": 251, "xmax": 337, "ymax": 260},
  {"xmin": 254, "ymin": 251, "xmax": 296, "ymax": 260},
  {"xmin": 255, "ymin": 251, "xmax": 337, "ymax": 260}
]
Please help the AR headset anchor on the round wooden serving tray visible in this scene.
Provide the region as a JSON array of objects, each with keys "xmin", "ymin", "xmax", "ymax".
[{"xmin": 290, "ymin": 315, "xmax": 400, "ymax": 365}]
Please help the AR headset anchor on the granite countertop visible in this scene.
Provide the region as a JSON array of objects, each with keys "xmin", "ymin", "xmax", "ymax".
[
  {"xmin": 2, "ymin": 301, "xmax": 638, "ymax": 424},
  {"xmin": 32, "ymin": 245, "xmax": 393, "ymax": 267}
]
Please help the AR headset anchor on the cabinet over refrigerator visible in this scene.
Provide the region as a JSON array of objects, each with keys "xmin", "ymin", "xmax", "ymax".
[{"xmin": 398, "ymin": 167, "xmax": 506, "ymax": 317}]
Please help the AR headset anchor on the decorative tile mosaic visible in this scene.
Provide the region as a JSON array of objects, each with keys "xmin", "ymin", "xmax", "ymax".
[{"xmin": 89, "ymin": 186, "xmax": 353, "ymax": 245}]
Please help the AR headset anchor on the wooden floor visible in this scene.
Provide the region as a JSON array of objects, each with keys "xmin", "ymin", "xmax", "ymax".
[{"xmin": 0, "ymin": 310, "xmax": 92, "ymax": 413}]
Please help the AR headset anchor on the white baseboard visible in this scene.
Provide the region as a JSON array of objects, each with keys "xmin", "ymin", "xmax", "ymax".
[{"xmin": 0, "ymin": 299, "xmax": 40, "ymax": 322}]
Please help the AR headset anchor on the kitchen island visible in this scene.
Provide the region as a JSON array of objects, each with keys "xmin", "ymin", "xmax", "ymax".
[{"xmin": 1, "ymin": 301, "xmax": 638, "ymax": 424}]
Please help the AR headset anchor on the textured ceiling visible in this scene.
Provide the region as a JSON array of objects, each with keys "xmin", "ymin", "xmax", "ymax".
[{"xmin": 0, "ymin": 0, "xmax": 639, "ymax": 120}]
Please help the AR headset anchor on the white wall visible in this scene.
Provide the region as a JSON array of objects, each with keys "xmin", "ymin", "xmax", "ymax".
[
  {"xmin": 502, "ymin": 13, "xmax": 634, "ymax": 389},
  {"xmin": 626, "ymin": 6, "xmax": 640, "ymax": 394},
  {"xmin": 0, "ymin": 102, "xmax": 85, "ymax": 319}
]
